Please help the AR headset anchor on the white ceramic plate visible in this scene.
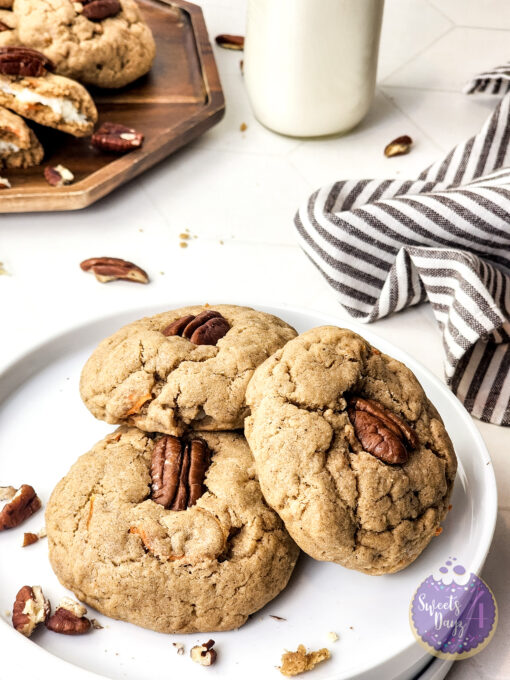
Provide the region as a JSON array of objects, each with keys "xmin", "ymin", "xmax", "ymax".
[{"xmin": 0, "ymin": 304, "xmax": 497, "ymax": 680}]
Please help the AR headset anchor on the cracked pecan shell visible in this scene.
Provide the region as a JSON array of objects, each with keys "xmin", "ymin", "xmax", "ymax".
[
  {"xmin": 151, "ymin": 436, "xmax": 211, "ymax": 510},
  {"xmin": 0, "ymin": 484, "xmax": 41, "ymax": 531},
  {"xmin": 162, "ymin": 310, "xmax": 230, "ymax": 345},
  {"xmin": 348, "ymin": 397, "xmax": 418, "ymax": 465}
]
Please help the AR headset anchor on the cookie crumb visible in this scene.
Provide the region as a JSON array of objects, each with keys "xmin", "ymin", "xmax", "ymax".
[
  {"xmin": 435, "ymin": 526, "xmax": 443, "ymax": 536},
  {"xmin": 279, "ymin": 645, "xmax": 331, "ymax": 676},
  {"xmin": 240, "ymin": 122, "xmax": 247, "ymax": 132},
  {"xmin": 269, "ymin": 614, "xmax": 286, "ymax": 621},
  {"xmin": 37, "ymin": 527, "xmax": 47, "ymax": 539},
  {"xmin": 219, "ymin": 240, "xmax": 224, "ymax": 245},
  {"xmin": 172, "ymin": 642, "xmax": 185, "ymax": 655},
  {"xmin": 327, "ymin": 631, "xmax": 339, "ymax": 642},
  {"xmin": 91, "ymin": 619, "xmax": 104, "ymax": 630},
  {"xmin": 179, "ymin": 233, "xmax": 190, "ymax": 240},
  {"xmin": 0, "ymin": 262, "xmax": 9, "ymax": 276},
  {"xmin": 5, "ymin": 610, "xmax": 11, "ymax": 617},
  {"xmin": 179, "ymin": 242, "xmax": 188, "ymax": 249}
]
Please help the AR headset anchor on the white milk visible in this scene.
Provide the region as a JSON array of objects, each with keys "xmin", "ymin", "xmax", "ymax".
[{"xmin": 244, "ymin": 0, "xmax": 385, "ymax": 137}]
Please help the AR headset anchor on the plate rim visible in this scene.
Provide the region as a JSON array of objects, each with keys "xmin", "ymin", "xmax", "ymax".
[{"xmin": 0, "ymin": 300, "xmax": 498, "ymax": 680}]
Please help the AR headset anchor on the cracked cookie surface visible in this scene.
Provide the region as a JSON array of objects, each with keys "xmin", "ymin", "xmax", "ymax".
[
  {"xmin": 245, "ymin": 326, "xmax": 457, "ymax": 575},
  {"xmin": 80, "ymin": 304, "xmax": 297, "ymax": 436},
  {"xmin": 13, "ymin": 0, "xmax": 155, "ymax": 89},
  {"xmin": 46, "ymin": 427, "xmax": 299, "ymax": 633}
]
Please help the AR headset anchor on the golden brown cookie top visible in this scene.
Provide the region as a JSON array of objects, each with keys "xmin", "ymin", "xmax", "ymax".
[
  {"xmin": 13, "ymin": 0, "xmax": 155, "ymax": 88},
  {"xmin": 80, "ymin": 304, "xmax": 297, "ymax": 436},
  {"xmin": 245, "ymin": 326, "xmax": 457, "ymax": 575},
  {"xmin": 46, "ymin": 427, "xmax": 298, "ymax": 633}
]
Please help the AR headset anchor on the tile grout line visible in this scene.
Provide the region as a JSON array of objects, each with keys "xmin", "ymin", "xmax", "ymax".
[
  {"xmin": 378, "ymin": 88, "xmax": 447, "ymax": 153},
  {"xmin": 379, "ymin": 22, "xmax": 455, "ymax": 85}
]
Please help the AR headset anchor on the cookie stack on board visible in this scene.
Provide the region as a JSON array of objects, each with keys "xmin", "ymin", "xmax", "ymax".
[
  {"xmin": 0, "ymin": 0, "xmax": 155, "ymax": 174},
  {"xmin": 45, "ymin": 304, "xmax": 457, "ymax": 634}
]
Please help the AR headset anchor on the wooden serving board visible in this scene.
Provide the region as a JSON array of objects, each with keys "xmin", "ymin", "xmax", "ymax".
[{"xmin": 0, "ymin": 0, "xmax": 225, "ymax": 212}]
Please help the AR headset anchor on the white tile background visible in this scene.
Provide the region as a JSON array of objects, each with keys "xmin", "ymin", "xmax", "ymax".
[{"xmin": 1, "ymin": 1, "xmax": 509, "ymax": 678}]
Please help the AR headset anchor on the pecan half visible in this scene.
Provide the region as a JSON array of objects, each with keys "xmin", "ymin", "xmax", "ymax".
[
  {"xmin": 81, "ymin": 0, "xmax": 121, "ymax": 21},
  {"xmin": 151, "ymin": 436, "xmax": 211, "ymax": 510},
  {"xmin": 162, "ymin": 310, "xmax": 230, "ymax": 345},
  {"xmin": 44, "ymin": 164, "xmax": 74, "ymax": 187},
  {"xmin": 190, "ymin": 639, "xmax": 217, "ymax": 666},
  {"xmin": 384, "ymin": 135, "xmax": 413, "ymax": 158},
  {"xmin": 0, "ymin": 484, "xmax": 41, "ymax": 531},
  {"xmin": 46, "ymin": 598, "xmax": 91, "ymax": 635},
  {"xmin": 215, "ymin": 34, "xmax": 244, "ymax": 50},
  {"xmin": 348, "ymin": 397, "xmax": 418, "ymax": 465},
  {"xmin": 91, "ymin": 122, "xmax": 144, "ymax": 153},
  {"xmin": 12, "ymin": 585, "xmax": 50, "ymax": 637},
  {"xmin": 0, "ymin": 47, "xmax": 53, "ymax": 77},
  {"xmin": 80, "ymin": 256, "xmax": 149, "ymax": 284}
]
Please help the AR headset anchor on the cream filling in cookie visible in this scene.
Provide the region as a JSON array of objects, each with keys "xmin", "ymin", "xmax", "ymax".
[
  {"xmin": 0, "ymin": 82, "xmax": 89, "ymax": 125},
  {"xmin": 0, "ymin": 140, "xmax": 20, "ymax": 153}
]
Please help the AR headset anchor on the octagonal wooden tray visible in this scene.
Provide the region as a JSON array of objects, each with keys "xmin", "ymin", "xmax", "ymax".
[{"xmin": 0, "ymin": 0, "xmax": 225, "ymax": 212}]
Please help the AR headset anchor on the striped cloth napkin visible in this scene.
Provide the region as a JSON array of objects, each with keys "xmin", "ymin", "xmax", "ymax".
[{"xmin": 295, "ymin": 64, "xmax": 510, "ymax": 426}]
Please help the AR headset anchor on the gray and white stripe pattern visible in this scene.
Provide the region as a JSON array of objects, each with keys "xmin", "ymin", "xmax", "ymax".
[
  {"xmin": 295, "ymin": 83, "xmax": 510, "ymax": 425},
  {"xmin": 464, "ymin": 61, "xmax": 510, "ymax": 95}
]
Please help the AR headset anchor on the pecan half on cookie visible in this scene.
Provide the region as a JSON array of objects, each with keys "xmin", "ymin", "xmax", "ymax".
[
  {"xmin": 151, "ymin": 435, "xmax": 211, "ymax": 510},
  {"xmin": 347, "ymin": 397, "xmax": 418, "ymax": 465},
  {"xmin": 81, "ymin": 0, "xmax": 121, "ymax": 21},
  {"xmin": 162, "ymin": 310, "xmax": 230, "ymax": 346},
  {"xmin": 0, "ymin": 46, "xmax": 53, "ymax": 77}
]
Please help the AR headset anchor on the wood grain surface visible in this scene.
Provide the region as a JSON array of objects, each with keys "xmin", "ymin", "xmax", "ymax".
[{"xmin": 0, "ymin": 0, "xmax": 225, "ymax": 213}]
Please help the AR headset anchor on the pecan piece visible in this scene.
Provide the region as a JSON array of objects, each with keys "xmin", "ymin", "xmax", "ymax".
[
  {"xmin": 0, "ymin": 484, "xmax": 41, "ymax": 531},
  {"xmin": 12, "ymin": 585, "xmax": 50, "ymax": 637},
  {"xmin": 215, "ymin": 34, "xmax": 244, "ymax": 50},
  {"xmin": 46, "ymin": 598, "xmax": 91, "ymax": 635},
  {"xmin": 80, "ymin": 256, "xmax": 149, "ymax": 284},
  {"xmin": 151, "ymin": 436, "xmax": 211, "ymax": 510},
  {"xmin": 348, "ymin": 397, "xmax": 418, "ymax": 465},
  {"xmin": 0, "ymin": 21, "xmax": 10, "ymax": 32},
  {"xmin": 44, "ymin": 164, "xmax": 74, "ymax": 187},
  {"xmin": 384, "ymin": 135, "xmax": 413, "ymax": 158},
  {"xmin": 190, "ymin": 639, "xmax": 217, "ymax": 666},
  {"xmin": 162, "ymin": 310, "xmax": 230, "ymax": 345},
  {"xmin": 22, "ymin": 532, "xmax": 39, "ymax": 547},
  {"xmin": 0, "ymin": 47, "xmax": 54, "ymax": 77},
  {"xmin": 81, "ymin": 0, "xmax": 121, "ymax": 21},
  {"xmin": 91, "ymin": 122, "xmax": 144, "ymax": 153}
]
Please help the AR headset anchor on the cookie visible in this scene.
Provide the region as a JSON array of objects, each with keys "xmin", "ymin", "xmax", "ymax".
[
  {"xmin": 0, "ymin": 68, "xmax": 97, "ymax": 136},
  {"xmin": 46, "ymin": 427, "xmax": 299, "ymax": 633},
  {"xmin": 80, "ymin": 305, "xmax": 297, "ymax": 435},
  {"xmin": 13, "ymin": 0, "xmax": 156, "ymax": 89},
  {"xmin": 0, "ymin": 105, "xmax": 43, "ymax": 167},
  {"xmin": 245, "ymin": 326, "xmax": 457, "ymax": 575},
  {"xmin": 0, "ymin": 9, "xmax": 17, "ymax": 46}
]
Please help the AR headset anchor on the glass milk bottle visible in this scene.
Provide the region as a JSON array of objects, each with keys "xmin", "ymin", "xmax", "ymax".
[{"xmin": 244, "ymin": 0, "xmax": 385, "ymax": 137}]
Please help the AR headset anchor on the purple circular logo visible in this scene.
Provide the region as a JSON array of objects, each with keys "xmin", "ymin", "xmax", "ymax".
[{"xmin": 410, "ymin": 558, "xmax": 498, "ymax": 659}]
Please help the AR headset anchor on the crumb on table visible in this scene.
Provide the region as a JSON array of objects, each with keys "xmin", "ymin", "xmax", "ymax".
[{"xmin": 279, "ymin": 644, "xmax": 331, "ymax": 677}]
